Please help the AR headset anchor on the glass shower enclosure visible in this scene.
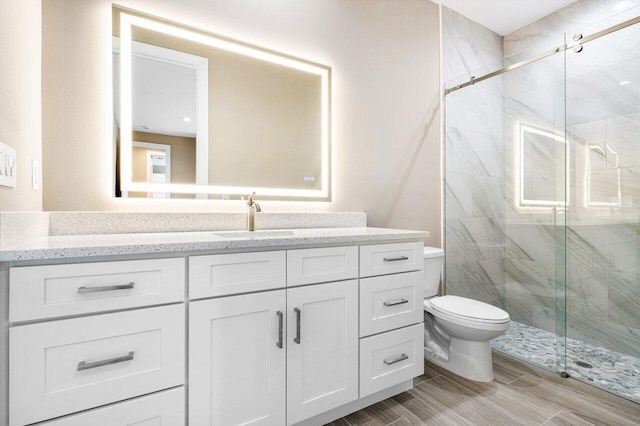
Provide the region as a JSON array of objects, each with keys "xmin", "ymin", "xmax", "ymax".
[{"xmin": 443, "ymin": 16, "xmax": 640, "ymax": 403}]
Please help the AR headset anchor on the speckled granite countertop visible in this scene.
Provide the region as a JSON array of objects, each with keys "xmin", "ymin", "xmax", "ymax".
[{"xmin": 0, "ymin": 227, "xmax": 429, "ymax": 262}]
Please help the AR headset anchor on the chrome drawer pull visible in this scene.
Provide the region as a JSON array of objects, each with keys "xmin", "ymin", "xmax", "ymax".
[
  {"xmin": 384, "ymin": 298, "xmax": 409, "ymax": 307},
  {"xmin": 77, "ymin": 351, "xmax": 135, "ymax": 371},
  {"xmin": 276, "ymin": 311, "xmax": 284, "ymax": 349},
  {"xmin": 294, "ymin": 307, "xmax": 301, "ymax": 344},
  {"xmin": 77, "ymin": 282, "xmax": 135, "ymax": 294},
  {"xmin": 384, "ymin": 353, "xmax": 409, "ymax": 365},
  {"xmin": 383, "ymin": 256, "xmax": 409, "ymax": 262}
]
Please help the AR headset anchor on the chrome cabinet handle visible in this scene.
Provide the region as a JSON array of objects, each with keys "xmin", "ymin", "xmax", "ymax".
[
  {"xmin": 276, "ymin": 311, "xmax": 284, "ymax": 349},
  {"xmin": 294, "ymin": 307, "xmax": 301, "ymax": 344},
  {"xmin": 77, "ymin": 282, "xmax": 135, "ymax": 294},
  {"xmin": 383, "ymin": 298, "xmax": 409, "ymax": 307},
  {"xmin": 384, "ymin": 353, "xmax": 409, "ymax": 365},
  {"xmin": 383, "ymin": 256, "xmax": 409, "ymax": 262},
  {"xmin": 77, "ymin": 351, "xmax": 135, "ymax": 371}
]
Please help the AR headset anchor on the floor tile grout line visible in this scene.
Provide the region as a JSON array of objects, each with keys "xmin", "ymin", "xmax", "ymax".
[
  {"xmin": 539, "ymin": 409, "xmax": 565, "ymax": 426},
  {"xmin": 385, "ymin": 416, "xmax": 405, "ymax": 426},
  {"xmin": 504, "ymin": 373, "xmax": 527, "ymax": 385},
  {"xmin": 422, "ymin": 373, "xmax": 443, "ymax": 383}
]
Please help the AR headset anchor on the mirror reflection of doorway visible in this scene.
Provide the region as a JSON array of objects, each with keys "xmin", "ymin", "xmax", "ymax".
[{"xmin": 133, "ymin": 141, "xmax": 171, "ymax": 198}]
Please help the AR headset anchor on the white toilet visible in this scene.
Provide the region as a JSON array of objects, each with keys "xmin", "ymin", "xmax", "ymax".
[{"xmin": 422, "ymin": 247, "xmax": 510, "ymax": 382}]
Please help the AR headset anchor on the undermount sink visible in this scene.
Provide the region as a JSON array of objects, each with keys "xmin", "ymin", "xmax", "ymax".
[{"xmin": 212, "ymin": 230, "xmax": 296, "ymax": 239}]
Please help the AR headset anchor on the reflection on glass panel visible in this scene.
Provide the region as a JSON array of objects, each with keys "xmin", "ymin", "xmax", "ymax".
[
  {"xmin": 515, "ymin": 122, "xmax": 567, "ymax": 207},
  {"xmin": 585, "ymin": 143, "xmax": 621, "ymax": 207}
]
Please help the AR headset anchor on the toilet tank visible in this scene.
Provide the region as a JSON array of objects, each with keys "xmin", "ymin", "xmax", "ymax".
[{"xmin": 423, "ymin": 247, "xmax": 445, "ymax": 298}]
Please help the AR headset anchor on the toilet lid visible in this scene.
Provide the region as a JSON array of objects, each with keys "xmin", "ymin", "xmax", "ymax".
[{"xmin": 430, "ymin": 295, "xmax": 510, "ymax": 324}]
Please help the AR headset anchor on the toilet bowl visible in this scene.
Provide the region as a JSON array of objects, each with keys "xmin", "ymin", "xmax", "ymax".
[{"xmin": 422, "ymin": 248, "xmax": 510, "ymax": 382}]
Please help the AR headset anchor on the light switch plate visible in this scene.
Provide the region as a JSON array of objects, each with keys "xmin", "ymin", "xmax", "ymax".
[{"xmin": 0, "ymin": 141, "xmax": 17, "ymax": 188}]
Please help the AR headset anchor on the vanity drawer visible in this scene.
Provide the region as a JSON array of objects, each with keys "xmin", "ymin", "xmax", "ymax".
[
  {"xmin": 360, "ymin": 242, "xmax": 423, "ymax": 278},
  {"xmin": 287, "ymin": 246, "xmax": 358, "ymax": 286},
  {"xmin": 9, "ymin": 304, "xmax": 185, "ymax": 426},
  {"xmin": 9, "ymin": 258, "xmax": 185, "ymax": 322},
  {"xmin": 359, "ymin": 323, "xmax": 424, "ymax": 398},
  {"xmin": 360, "ymin": 270, "xmax": 423, "ymax": 337},
  {"xmin": 189, "ymin": 251, "xmax": 286, "ymax": 299},
  {"xmin": 40, "ymin": 387, "xmax": 185, "ymax": 426}
]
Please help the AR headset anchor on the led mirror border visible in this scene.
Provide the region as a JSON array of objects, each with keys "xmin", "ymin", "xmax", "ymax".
[{"xmin": 119, "ymin": 12, "xmax": 331, "ymax": 198}]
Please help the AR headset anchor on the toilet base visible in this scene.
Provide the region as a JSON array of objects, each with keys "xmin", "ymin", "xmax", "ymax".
[{"xmin": 424, "ymin": 337, "xmax": 494, "ymax": 382}]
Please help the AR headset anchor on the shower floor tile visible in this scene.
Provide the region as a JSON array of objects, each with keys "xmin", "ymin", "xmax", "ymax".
[{"xmin": 492, "ymin": 321, "xmax": 640, "ymax": 404}]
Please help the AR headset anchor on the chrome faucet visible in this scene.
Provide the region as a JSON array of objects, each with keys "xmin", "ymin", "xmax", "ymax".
[{"xmin": 246, "ymin": 192, "xmax": 261, "ymax": 231}]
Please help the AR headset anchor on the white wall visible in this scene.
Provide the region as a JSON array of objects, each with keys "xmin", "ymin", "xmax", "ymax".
[
  {"xmin": 0, "ymin": 0, "xmax": 42, "ymax": 211},
  {"xmin": 42, "ymin": 0, "xmax": 441, "ymax": 245}
]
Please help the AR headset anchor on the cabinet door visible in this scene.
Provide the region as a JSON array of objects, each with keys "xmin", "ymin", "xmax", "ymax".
[
  {"xmin": 286, "ymin": 280, "xmax": 359, "ymax": 425},
  {"xmin": 189, "ymin": 290, "xmax": 286, "ymax": 426}
]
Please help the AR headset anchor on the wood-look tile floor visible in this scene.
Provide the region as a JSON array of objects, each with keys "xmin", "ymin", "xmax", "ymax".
[{"xmin": 327, "ymin": 351, "xmax": 640, "ymax": 426}]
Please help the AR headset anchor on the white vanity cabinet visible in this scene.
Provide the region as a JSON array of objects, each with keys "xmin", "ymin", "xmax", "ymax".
[
  {"xmin": 188, "ymin": 247, "xmax": 359, "ymax": 426},
  {"xmin": 4, "ymin": 234, "xmax": 426, "ymax": 426},
  {"xmin": 7, "ymin": 258, "xmax": 187, "ymax": 426},
  {"xmin": 358, "ymin": 242, "xmax": 425, "ymax": 398}
]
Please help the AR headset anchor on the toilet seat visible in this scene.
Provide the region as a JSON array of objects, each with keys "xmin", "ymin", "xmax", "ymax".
[{"xmin": 427, "ymin": 295, "xmax": 509, "ymax": 324}]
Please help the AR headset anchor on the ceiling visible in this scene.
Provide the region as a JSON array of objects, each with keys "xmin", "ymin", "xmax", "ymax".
[{"xmin": 431, "ymin": 0, "xmax": 580, "ymax": 35}]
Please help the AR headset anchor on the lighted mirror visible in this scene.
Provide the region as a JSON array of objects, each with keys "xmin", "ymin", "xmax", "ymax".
[
  {"xmin": 515, "ymin": 122, "xmax": 568, "ymax": 208},
  {"xmin": 113, "ymin": 9, "xmax": 331, "ymax": 200}
]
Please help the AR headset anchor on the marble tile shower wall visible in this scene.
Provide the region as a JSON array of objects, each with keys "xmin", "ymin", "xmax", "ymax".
[
  {"xmin": 502, "ymin": 0, "xmax": 640, "ymax": 357},
  {"xmin": 501, "ymin": 41, "xmax": 565, "ymax": 336},
  {"xmin": 442, "ymin": 6, "xmax": 507, "ymax": 309}
]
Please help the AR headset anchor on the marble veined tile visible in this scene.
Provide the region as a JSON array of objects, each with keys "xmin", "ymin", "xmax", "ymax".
[
  {"xmin": 447, "ymin": 89, "xmax": 503, "ymax": 140},
  {"xmin": 504, "ymin": 282, "xmax": 557, "ymax": 333},
  {"xmin": 459, "ymin": 217, "xmax": 505, "ymax": 244},
  {"xmin": 607, "ymin": 272, "xmax": 640, "ymax": 329},
  {"xmin": 566, "ymin": 58, "xmax": 640, "ymax": 126},
  {"xmin": 505, "ymin": 259, "xmax": 557, "ymax": 293},
  {"xmin": 565, "ymin": 23, "xmax": 640, "ymax": 80},
  {"xmin": 444, "ymin": 173, "xmax": 474, "ymax": 219},
  {"xmin": 471, "ymin": 176, "xmax": 506, "ymax": 219},
  {"xmin": 442, "ymin": 34, "xmax": 503, "ymax": 93},
  {"xmin": 445, "ymin": 218, "xmax": 504, "ymax": 263},
  {"xmin": 445, "ymin": 259, "xmax": 506, "ymax": 309},
  {"xmin": 505, "ymin": 86, "xmax": 565, "ymax": 131},
  {"xmin": 445, "ymin": 127, "xmax": 504, "ymax": 178},
  {"xmin": 505, "ymin": 224, "xmax": 557, "ymax": 263},
  {"xmin": 441, "ymin": 6, "xmax": 503, "ymax": 58},
  {"xmin": 504, "ymin": 0, "xmax": 606, "ymax": 57},
  {"xmin": 503, "ymin": 55, "xmax": 563, "ymax": 98},
  {"xmin": 570, "ymin": 113, "xmax": 640, "ymax": 172},
  {"xmin": 605, "ymin": 0, "xmax": 640, "ymax": 14},
  {"xmin": 575, "ymin": 4, "xmax": 640, "ymax": 47},
  {"xmin": 620, "ymin": 166, "xmax": 640, "ymax": 204},
  {"xmin": 568, "ymin": 312, "xmax": 640, "ymax": 358}
]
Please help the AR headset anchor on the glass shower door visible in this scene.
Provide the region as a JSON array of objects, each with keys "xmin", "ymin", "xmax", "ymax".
[
  {"xmin": 443, "ymin": 34, "xmax": 569, "ymax": 375},
  {"xmin": 564, "ymin": 18, "xmax": 640, "ymax": 403},
  {"xmin": 498, "ymin": 43, "xmax": 568, "ymax": 374}
]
